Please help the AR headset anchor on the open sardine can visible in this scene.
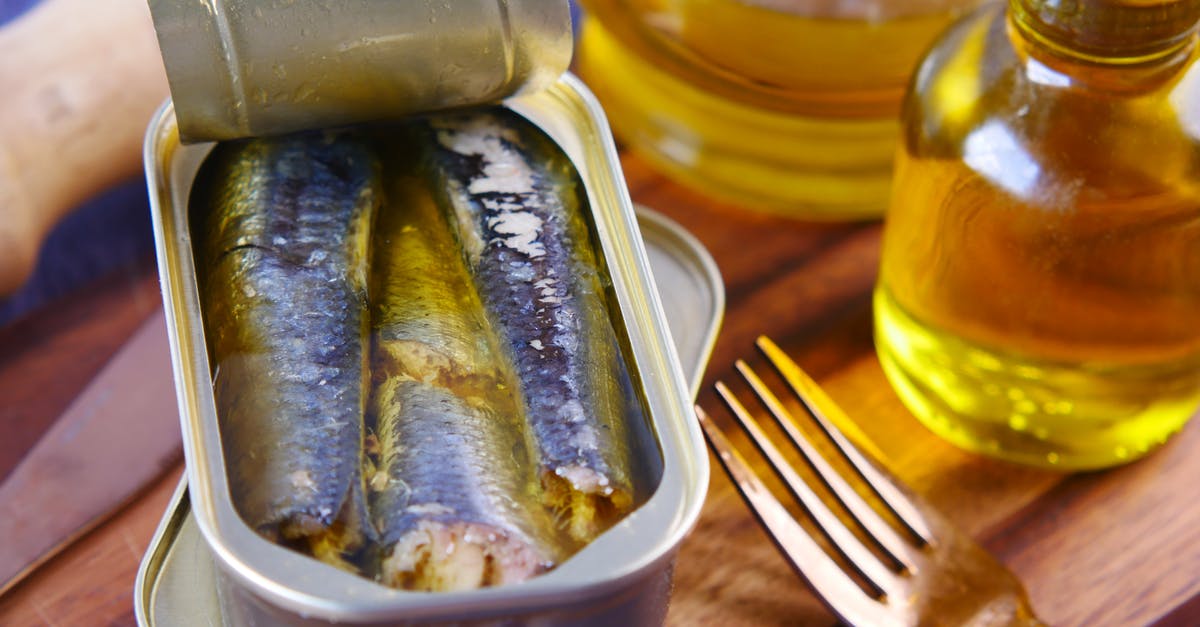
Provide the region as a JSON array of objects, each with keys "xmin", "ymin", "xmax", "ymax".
[{"xmin": 141, "ymin": 1, "xmax": 710, "ymax": 624}]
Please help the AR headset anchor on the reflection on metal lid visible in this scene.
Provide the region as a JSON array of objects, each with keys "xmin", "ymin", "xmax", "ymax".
[{"xmin": 149, "ymin": 0, "xmax": 573, "ymax": 142}]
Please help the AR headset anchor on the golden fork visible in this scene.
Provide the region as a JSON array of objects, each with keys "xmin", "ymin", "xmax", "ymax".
[{"xmin": 696, "ymin": 336, "xmax": 1044, "ymax": 626}]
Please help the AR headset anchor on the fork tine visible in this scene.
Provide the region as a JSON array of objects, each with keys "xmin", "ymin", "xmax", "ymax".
[
  {"xmin": 715, "ymin": 381, "xmax": 897, "ymax": 595},
  {"xmin": 734, "ymin": 362, "xmax": 920, "ymax": 572},
  {"xmin": 756, "ymin": 336, "xmax": 933, "ymax": 544},
  {"xmin": 695, "ymin": 406, "xmax": 896, "ymax": 627}
]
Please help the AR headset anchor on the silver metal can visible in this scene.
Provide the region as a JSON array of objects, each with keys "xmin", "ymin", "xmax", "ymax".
[
  {"xmin": 142, "ymin": 74, "xmax": 711, "ymax": 625},
  {"xmin": 148, "ymin": 0, "xmax": 573, "ymax": 142},
  {"xmin": 133, "ymin": 205, "xmax": 724, "ymax": 626}
]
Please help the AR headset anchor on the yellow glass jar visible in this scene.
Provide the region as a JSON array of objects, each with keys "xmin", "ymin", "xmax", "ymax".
[
  {"xmin": 576, "ymin": 0, "xmax": 984, "ymax": 219},
  {"xmin": 876, "ymin": 0, "xmax": 1200, "ymax": 468}
]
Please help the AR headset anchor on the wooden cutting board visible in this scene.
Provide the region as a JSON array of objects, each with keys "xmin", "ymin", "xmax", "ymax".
[{"xmin": 1, "ymin": 152, "xmax": 1198, "ymax": 626}]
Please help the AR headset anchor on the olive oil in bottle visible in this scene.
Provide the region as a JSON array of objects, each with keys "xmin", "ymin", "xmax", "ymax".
[
  {"xmin": 575, "ymin": 0, "xmax": 983, "ymax": 219},
  {"xmin": 876, "ymin": 0, "xmax": 1200, "ymax": 469}
]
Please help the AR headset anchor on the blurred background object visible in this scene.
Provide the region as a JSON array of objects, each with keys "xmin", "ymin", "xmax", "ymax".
[
  {"xmin": 574, "ymin": 0, "xmax": 988, "ymax": 220},
  {"xmin": 0, "ymin": 0, "xmax": 167, "ymax": 321},
  {"xmin": 875, "ymin": 0, "xmax": 1200, "ymax": 469}
]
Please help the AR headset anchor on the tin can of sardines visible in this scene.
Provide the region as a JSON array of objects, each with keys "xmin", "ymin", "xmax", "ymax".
[
  {"xmin": 133, "ymin": 205, "xmax": 723, "ymax": 626},
  {"xmin": 144, "ymin": 70, "xmax": 710, "ymax": 624}
]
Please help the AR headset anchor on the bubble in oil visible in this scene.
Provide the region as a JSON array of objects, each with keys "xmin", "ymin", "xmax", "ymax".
[
  {"xmin": 967, "ymin": 350, "xmax": 1002, "ymax": 372},
  {"xmin": 1014, "ymin": 365, "xmax": 1043, "ymax": 379},
  {"xmin": 1043, "ymin": 400, "xmax": 1073, "ymax": 415}
]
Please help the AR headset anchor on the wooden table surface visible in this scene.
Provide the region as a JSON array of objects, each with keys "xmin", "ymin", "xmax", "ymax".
[{"xmin": 1, "ymin": 151, "xmax": 1198, "ymax": 626}]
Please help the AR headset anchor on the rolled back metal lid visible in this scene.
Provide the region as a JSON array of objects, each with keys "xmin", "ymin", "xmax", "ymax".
[{"xmin": 148, "ymin": 0, "xmax": 573, "ymax": 142}]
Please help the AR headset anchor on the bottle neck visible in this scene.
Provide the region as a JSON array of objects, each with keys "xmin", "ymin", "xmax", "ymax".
[{"xmin": 1010, "ymin": 0, "xmax": 1200, "ymax": 65}]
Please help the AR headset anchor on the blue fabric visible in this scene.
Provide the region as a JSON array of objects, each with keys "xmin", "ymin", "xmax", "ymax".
[
  {"xmin": 0, "ymin": 0, "xmax": 156, "ymax": 326},
  {"xmin": 0, "ymin": 0, "xmax": 38, "ymax": 23},
  {"xmin": 0, "ymin": 179, "xmax": 155, "ymax": 325},
  {"xmin": 570, "ymin": 0, "xmax": 582, "ymax": 37}
]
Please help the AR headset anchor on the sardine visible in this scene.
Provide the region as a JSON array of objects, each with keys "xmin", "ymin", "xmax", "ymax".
[
  {"xmin": 420, "ymin": 112, "xmax": 639, "ymax": 543},
  {"xmin": 191, "ymin": 132, "xmax": 378, "ymax": 569},
  {"xmin": 367, "ymin": 171, "xmax": 556, "ymax": 590}
]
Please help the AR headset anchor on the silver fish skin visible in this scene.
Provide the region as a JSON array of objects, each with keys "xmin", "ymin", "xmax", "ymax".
[
  {"xmin": 421, "ymin": 111, "xmax": 639, "ymax": 542},
  {"xmin": 368, "ymin": 174, "xmax": 555, "ymax": 590},
  {"xmin": 192, "ymin": 131, "xmax": 378, "ymax": 565}
]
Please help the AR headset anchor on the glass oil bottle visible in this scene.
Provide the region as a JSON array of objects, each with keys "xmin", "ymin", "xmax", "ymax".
[
  {"xmin": 575, "ymin": 0, "xmax": 985, "ymax": 220},
  {"xmin": 875, "ymin": 0, "xmax": 1200, "ymax": 469}
]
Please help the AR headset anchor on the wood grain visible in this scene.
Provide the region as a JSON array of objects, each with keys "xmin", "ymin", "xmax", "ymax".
[
  {"xmin": 0, "ymin": 310, "xmax": 182, "ymax": 596},
  {"xmin": 0, "ymin": 149, "xmax": 1197, "ymax": 627},
  {"xmin": 0, "ymin": 265, "xmax": 159, "ymax": 481},
  {"xmin": 0, "ymin": 465, "xmax": 182, "ymax": 627}
]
